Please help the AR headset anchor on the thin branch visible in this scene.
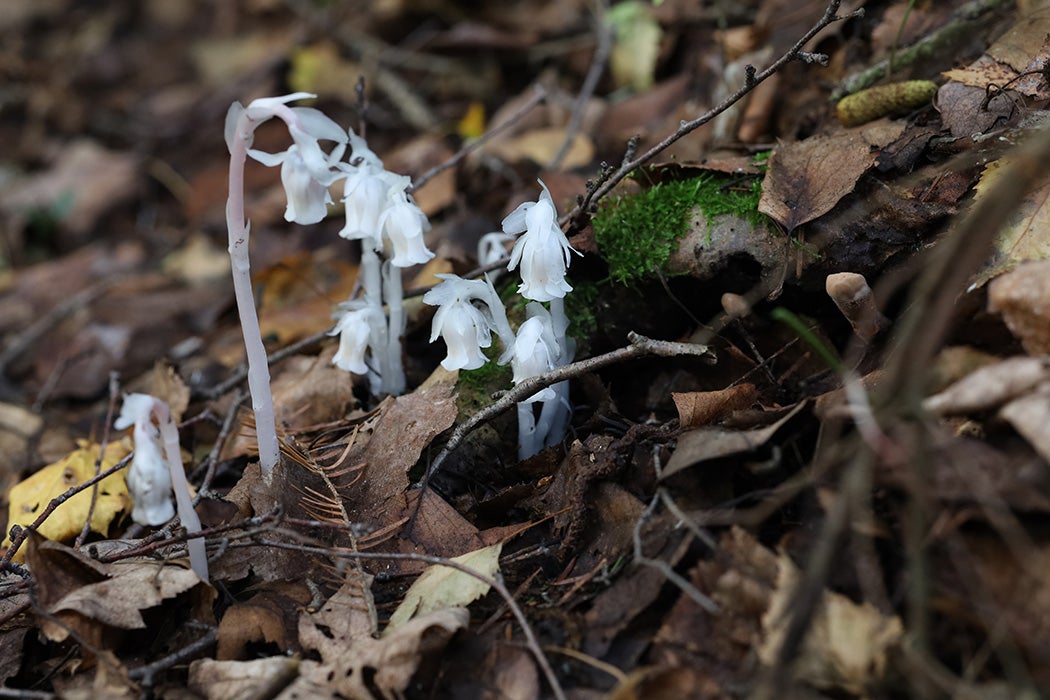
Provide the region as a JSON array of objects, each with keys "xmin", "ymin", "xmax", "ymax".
[
  {"xmin": 408, "ymin": 85, "xmax": 548, "ymax": 194},
  {"xmin": 563, "ymin": 0, "xmax": 862, "ymax": 230},
  {"xmin": 196, "ymin": 326, "xmax": 333, "ymax": 401},
  {"xmin": 413, "ymin": 332, "xmax": 714, "ymax": 491},
  {"xmin": 128, "ymin": 628, "xmax": 218, "ymax": 684}
]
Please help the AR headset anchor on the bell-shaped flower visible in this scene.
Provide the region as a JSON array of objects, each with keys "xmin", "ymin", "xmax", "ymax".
[
  {"xmin": 338, "ymin": 160, "xmax": 391, "ymax": 241},
  {"xmin": 115, "ymin": 393, "xmax": 175, "ymax": 527},
  {"xmin": 379, "ymin": 176, "xmax": 435, "ymax": 267},
  {"xmin": 502, "ymin": 180, "xmax": 579, "ymax": 302},
  {"xmin": 511, "ymin": 305, "xmax": 559, "ymax": 403},
  {"xmin": 241, "ymin": 95, "xmax": 347, "ymax": 225},
  {"xmin": 425, "ymin": 275, "xmax": 498, "ymax": 371},
  {"xmin": 330, "ymin": 304, "xmax": 383, "ymax": 375}
]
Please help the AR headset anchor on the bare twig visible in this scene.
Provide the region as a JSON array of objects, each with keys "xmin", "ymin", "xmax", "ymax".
[
  {"xmin": 128, "ymin": 628, "xmax": 218, "ymax": 685},
  {"xmin": 193, "ymin": 388, "xmax": 248, "ymax": 499},
  {"xmin": 196, "ymin": 326, "xmax": 333, "ymax": 401},
  {"xmin": 407, "ymin": 85, "xmax": 548, "ymax": 194},
  {"xmin": 413, "ymin": 332, "xmax": 715, "ymax": 492},
  {"xmin": 633, "ymin": 493, "xmax": 719, "ymax": 613},
  {"xmin": 563, "ymin": 0, "xmax": 862, "ymax": 230}
]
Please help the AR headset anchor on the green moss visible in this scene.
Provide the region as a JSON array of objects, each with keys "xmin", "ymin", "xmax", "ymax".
[
  {"xmin": 592, "ymin": 171, "xmax": 768, "ymax": 284},
  {"xmin": 457, "ymin": 345, "xmax": 513, "ymax": 414}
]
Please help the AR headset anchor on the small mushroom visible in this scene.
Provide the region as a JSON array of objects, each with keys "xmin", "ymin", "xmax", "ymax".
[{"xmin": 826, "ymin": 272, "xmax": 885, "ymax": 341}]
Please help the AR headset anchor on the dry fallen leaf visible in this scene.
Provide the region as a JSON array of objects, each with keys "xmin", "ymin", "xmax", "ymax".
[
  {"xmin": 758, "ymin": 551, "xmax": 903, "ymax": 694},
  {"xmin": 987, "ymin": 259, "xmax": 1050, "ymax": 353},
  {"xmin": 3, "ymin": 440, "xmax": 130, "ymax": 560},
  {"xmin": 286, "ymin": 581, "xmax": 468, "ymax": 699},
  {"xmin": 923, "ymin": 356, "xmax": 1050, "ymax": 415},
  {"xmin": 387, "ymin": 542, "xmax": 502, "ymax": 631},
  {"xmin": 26, "ymin": 536, "xmax": 210, "ymax": 645},
  {"xmin": 758, "ymin": 122, "xmax": 905, "ymax": 231},
  {"xmin": 672, "ymin": 384, "xmax": 757, "ymax": 428}
]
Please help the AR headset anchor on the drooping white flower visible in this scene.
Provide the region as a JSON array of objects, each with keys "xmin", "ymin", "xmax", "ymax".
[
  {"xmin": 240, "ymin": 95, "xmax": 348, "ymax": 225},
  {"xmin": 502, "ymin": 180, "xmax": 579, "ymax": 302},
  {"xmin": 424, "ymin": 274, "xmax": 499, "ymax": 371},
  {"xmin": 115, "ymin": 393, "xmax": 175, "ymax": 527},
  {"xmin": 511, "ymin": 305, "xmax": 559, "ymax": 403},
  {"xmin": 379, "ymin": 175, "xmax": 435, "ymax": 267},
  {"xmin": 338, "ymin": 132, "xmax": 391, "ymax": 240},
  {"xmin": 330, "ymin": 304, "xmax": 382, "ymax": 375}
]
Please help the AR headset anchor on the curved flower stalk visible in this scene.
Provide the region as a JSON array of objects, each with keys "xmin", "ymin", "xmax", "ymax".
[
  {"xmin": 226, "ymin": 92, "xmax": 347, "ymax": 481},
  {"xmin": 115, "ymin": 393, "xmax": 208, "ymax": 582}
]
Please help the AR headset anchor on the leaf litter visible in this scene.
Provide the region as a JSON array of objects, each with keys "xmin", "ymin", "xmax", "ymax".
[{"xmin": 3, "ymin": 0, "xmax": 1050, "ymax": 698}]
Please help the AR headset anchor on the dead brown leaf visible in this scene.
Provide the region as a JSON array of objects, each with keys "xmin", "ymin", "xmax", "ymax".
[
  {"xmin": 286, "ymin": 581, "xmax": 467, "ymax": 699},
  {"xmin": 0, "ymin": 140, "xmax": 139, "ymax": 237},
  {"xmin": 988, "ymin": 260, "xmax": 1050, "ymax": 354},
  {"xmin": 26, "ymin": 535, "xmax": 212, "ymax": 647},
  {"xmin": 672, "ymin": 384, "xmax": 757, "ymax": 428},
  {"xmin": 923, "ymin": 356, "xmax": 1050, "ymax": 415},
  {"xmin": 216, "ymin": 581, "xmax": 312, "ymax": 660},
  {"xmin": 662, "ymin": 403, "xmax": 807, "ymax": 478},
  {"xmin": 346, "ymin": 379, "xmax": 458, "ymax": 516},
  {"xmin": 758, "ymin": 121, "xmax": 906, "ymax": 231},
  {"xmin": 758, "ymin": 551, "xmax": 903, "ymax": 694}
]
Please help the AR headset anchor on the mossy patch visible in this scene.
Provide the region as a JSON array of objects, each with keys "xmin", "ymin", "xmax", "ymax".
[{"xmin": 592, "ymin": 169, "xmax": 769, "ymax": 284}]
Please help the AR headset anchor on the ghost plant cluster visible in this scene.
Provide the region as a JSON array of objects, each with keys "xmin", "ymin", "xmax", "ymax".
[
  {"xmin": 225, "ymin": 93, "xmax": 432, "ymax": 480},
  {"xmin": 424, "ymin": 181, "xmax": 579, "ymax": 459},
  {"xmin": 226, "ymin": 93, "xmax": 578, "ymax": 478}
]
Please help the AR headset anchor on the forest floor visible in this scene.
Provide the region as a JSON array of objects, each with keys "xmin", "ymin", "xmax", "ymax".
[{"xmin": 2, "ymin": 0, "xmax": 1050, "ymax": 698}]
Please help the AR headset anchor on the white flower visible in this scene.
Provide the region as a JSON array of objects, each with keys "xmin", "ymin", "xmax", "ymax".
[
  {"xmin": 379, "ymin": 176, "xmax": 435, "ymax": 267},
  {"xmin": 238, "ymin": 94, "xmax": 348, "ymax": 225},
  {"xmin": 511, "ymin": 306, "xmax": 558, "ymax": 402},
  {"xmin": 339, "ymin": 161, "xmax": 391, "ymax": 241},
  {"xmin": 424, "ymin": 275, "xmax": 498, "ymax": 371},
  {"xmin": 115, "ymin": 393, "xmax": 175, "ymax": 527},
  {"xmin": 502, "ymin": 180, "xmax": 579, "ymax": 302},
  {"xmin": 330, "ymin": 305, "xmax": 382, "ymax": 375}
]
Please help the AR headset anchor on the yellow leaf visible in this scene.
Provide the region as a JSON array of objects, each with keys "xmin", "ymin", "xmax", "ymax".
[
  {"xmin": 385, "ymin": 543, "xmax": 502, "ymax": 632},
  {"xmin": 608, "ymin": 1, "xmax": 662, "ymax": 92},
  {"xmin": 458, "ymin": 101, "xmax": 486, "ymax": 141},
  {"xmin": 3, "ymin": 440, "xmax": 131, "ymax": 561}
]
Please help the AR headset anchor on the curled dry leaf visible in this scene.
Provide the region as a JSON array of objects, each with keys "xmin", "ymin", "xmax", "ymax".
[
  {"xmin": 923, "ymin": 356, "xmax": 1050, "ymax": 415},
  {"xmin": 988, "ymin": 259, "xmax": 1050, "ymax": 354},
  {"xmin": 672, "ymin": 384, "xmax": 757, "ymax": 429},
  {"xmin": 288, "ymin": 580, "xmax": 468, "ymax": 700},
  {"xmin": 758, "ymin": 122, "xmax": 905, "ymax": 232},
  {"xmin": 758, "ymin": 551, "xmax": 903, "ymax": 695}
]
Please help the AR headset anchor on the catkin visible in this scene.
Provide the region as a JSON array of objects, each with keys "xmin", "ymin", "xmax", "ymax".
[{"xmin": 835, "ymin": 80, "xmax": 938, "ymax": 127}]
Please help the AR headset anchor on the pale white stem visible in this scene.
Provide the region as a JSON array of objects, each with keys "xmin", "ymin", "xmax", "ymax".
[
  {"xmin": 517, "ymin": 402, "xmax": 540, "ymax": 460},
  {"xmin": 483, "ymin": 273, "xmax": 516, "ymax": 353},
  {"xmin": 151, "ymin": 400, "xmax": 208, "ymax": 582},
  {"xmin": 360, "ymin": 239, "xmax": 390, "ymax": 392},
  {"xmin": 382, "ymin": 260, "xmax": 407, "ymax": 395},
  {"xmin": 226, "ymin": 110, "xmax": 288, "ymax": 480},
  {"xmin": 535, "ymin": 380, "xmax": 571, "ymax": 448}
]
